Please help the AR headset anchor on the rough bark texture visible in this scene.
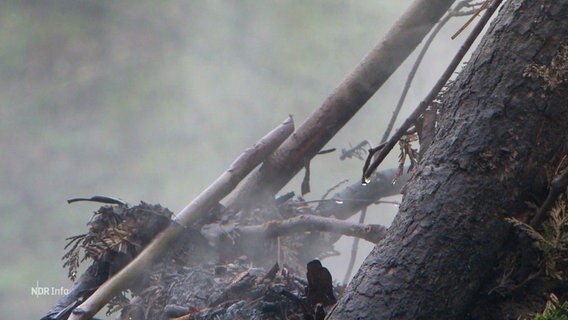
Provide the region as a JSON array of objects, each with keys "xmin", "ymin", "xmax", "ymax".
[{"xmin": 329, "ymin": 1, "xmax": 568, "ymax": 319}]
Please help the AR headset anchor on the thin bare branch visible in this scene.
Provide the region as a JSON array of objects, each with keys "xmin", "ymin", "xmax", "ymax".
[
  {"xmin": 379, "ymin": 0, "xmax": 474, "ymax": 146},
  {"xmin": 362, "ymin": 0, "xmax": 504, "ymax": 183},
  {"xmin": 321, "ymin": 179, "xmax": 350, "ymax": 201},
  {"xmin": 379, "ymin": 0, "xmax": 470, "ymax": 144},
  {"xmin": 224, "ymin": 0, "xmax": 457, "ymax": 211},
  {"xmin": 346, "ymin": 1, "xmax": 474, "ymax": 282}
]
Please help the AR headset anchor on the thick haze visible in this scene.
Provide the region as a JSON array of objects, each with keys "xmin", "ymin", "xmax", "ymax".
[{"xmin": 0, "ymin": 1, "xmax": 469, "ymax": 317}]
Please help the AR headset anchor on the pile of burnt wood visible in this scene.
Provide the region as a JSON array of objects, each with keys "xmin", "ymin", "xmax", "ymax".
[{"xmin": 42, "ymin": 197, "xmax": 352, "ymax": 320}]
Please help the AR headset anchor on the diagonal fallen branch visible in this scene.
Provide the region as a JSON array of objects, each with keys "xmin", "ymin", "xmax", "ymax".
[
  {"xmin": 224, "ymin": 0, "xmax": 457, "ymax": 211},
  {"xmin": 362, "ymin": 0, "xmax": 504, "ymax": 182},
  {"xmin": 67, "ymin": 116, "xmax": 294, "ymax": 320},
  {"xmin": 342, "ymin": 0, "xmax": 478, "ymax": 285},
  {"xmin": 381, "ymin": 0, "xmax": 477, "ymax": 145}
]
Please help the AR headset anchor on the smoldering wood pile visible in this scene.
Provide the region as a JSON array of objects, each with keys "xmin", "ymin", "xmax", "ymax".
[
  {"xmin": 41, "ymin": 168, "xmax": 404, "ymax": 320},
  {"xmin": 39, "ymin": 113, "xmax": 407, "ymax": 320}
]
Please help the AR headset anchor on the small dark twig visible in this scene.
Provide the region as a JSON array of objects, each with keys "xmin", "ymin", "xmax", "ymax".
[
  {"xmin": 303, "ymin": 149, "xmax": 335, "ymax": 196},
  {"xmin": 317, "ymin": 148, "xmax": 336, "ymax": 155},
  {"xmin": 362, "ymin": 143, "xmax": 387, "ymax": 182},
  {"xmin": 67, "ymin": 196, "xmax": 127, "ymax": 206},
  {"xmin": 321, "ymin": 179, "xmax": 350, "ymax": 201},
  {"xmin": 362, "ymin": 0, "xmax": 503, "ymax": 183},
  {"xmin": 530, "ymin": 167, "xmax": 568, "ymax": 228}
]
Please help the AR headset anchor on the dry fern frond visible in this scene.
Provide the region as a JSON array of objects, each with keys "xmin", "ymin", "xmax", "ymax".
[
  {"xmin": 393, "ymin": 132, "xmax": 419, "ymax": 183},
  {"xmin": 507, "ymin": 198, "xmax": 568, "ymax": 280},
  {"xmin": 506, "ymin": 217, "xmax": 549, "ymax": 245},
  {"xmin": 523, "ymin": 41, "xmax": 568, "ymax": 90},
  {"xmin": 61, "ymin": 202, "xmax": 173, "ymax": 284}
]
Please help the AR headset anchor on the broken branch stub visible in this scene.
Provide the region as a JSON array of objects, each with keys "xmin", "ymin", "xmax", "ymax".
[{"xmin": 68, "ymin": 116, "xmax": 294, "ymax": 320}]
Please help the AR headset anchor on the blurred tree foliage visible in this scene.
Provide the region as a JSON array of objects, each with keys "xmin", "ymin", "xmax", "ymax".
[{"xmin": 0, "ymin": 1, "xmax": 443, "ymax": 317}]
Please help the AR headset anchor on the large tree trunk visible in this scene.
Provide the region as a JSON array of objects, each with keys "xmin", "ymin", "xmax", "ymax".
[{"xmin": 330, "ymin": 1, "xmax": 568, "ymax": 319}]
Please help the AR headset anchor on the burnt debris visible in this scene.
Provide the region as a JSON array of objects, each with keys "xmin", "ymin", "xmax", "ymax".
[{"xmin": 43, "ymin": 198, "xmax": 347, "ymax": 320}]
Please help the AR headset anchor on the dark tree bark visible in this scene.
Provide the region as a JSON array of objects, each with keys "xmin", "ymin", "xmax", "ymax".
[{"xmin": 330, "ymin": 1, "xmax": 568, "ymax": 319}]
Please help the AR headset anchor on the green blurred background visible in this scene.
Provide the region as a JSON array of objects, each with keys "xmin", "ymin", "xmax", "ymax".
[{"xmin": 0, "ymin": 0, "xmax": 466, "ymax": 317}]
